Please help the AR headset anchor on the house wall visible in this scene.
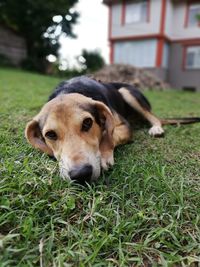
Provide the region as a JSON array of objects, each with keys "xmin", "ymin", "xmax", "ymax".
[
  {"xmin": 110, "ymin": 0, "xmax": 162, "ymax": 39},
  {"xmin": 168, "ymin": 43, "xmax": 200, "ymax": 90},
  {"xmin": 168, "ymin": 2, "xmax": 200, "ymax": 40},
  {"xmin": 145, "ymin": 67, "xmax": 169, "ymax": 82},
  {"xmin": 107, "ymin": 0, "xmax": 200, "ymax": 90},
  {"xmin": 0, "ymin": 26, "xmax": 27, "ymax": 66},
  {"xmin": 165, "ymin": 0, "xmax": 174, "ymax": 36}
]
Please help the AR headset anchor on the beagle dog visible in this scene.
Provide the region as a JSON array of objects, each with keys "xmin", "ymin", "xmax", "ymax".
[{"xmin": 25, "ymin": 76, "xmax": 200, "ymax": 183}]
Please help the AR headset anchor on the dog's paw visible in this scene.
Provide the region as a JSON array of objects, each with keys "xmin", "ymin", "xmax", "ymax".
[
  {"xmin": 101, "ymin": 153, "xmax": 114, "ymax": 171},
  {"xmin": 148, "ymin": 125, "xmax": 164, "ymax": 137}
]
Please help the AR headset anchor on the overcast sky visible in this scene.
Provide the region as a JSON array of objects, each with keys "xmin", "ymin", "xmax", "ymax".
[{"xmin": 58, "ymin": 0, "xmax": 109, "ymax": 68}]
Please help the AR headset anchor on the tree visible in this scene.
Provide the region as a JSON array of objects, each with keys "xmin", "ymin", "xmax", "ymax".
[
  {"xmin": 0, "ymin": 0, "xmax": 78, "ymax": 72},
  {"xmin": 78, "ymin": 49, "xmax": 105, "ymax": 73}
]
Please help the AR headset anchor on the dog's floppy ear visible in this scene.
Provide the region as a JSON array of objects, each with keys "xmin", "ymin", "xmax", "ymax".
[
  {"xmin": 94, "ymin": 101, "xmax": 115, "ymax": 153},
  {"xmin": 25, "ymin": 120, "xmax": 53, "ymax": 156}
]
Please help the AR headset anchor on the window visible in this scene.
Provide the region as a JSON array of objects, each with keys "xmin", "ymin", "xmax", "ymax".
[
  {"xmin": 114, "ymin": 39, "xmax": 157, "ymax": 68},
  {"xmin": 162, "ymin": 43, "xmax": 170, "ymax": 68},
  {"xmin": 125, "ymin": 0, "xmax": 148, "ymax": 24},
  {"xmin": 185, "ymin": 46, "xmax": 200, "ymax": 69},
  {"xmin": 187, "ymin": 4, "xmax": 200, "ymax": 27}
]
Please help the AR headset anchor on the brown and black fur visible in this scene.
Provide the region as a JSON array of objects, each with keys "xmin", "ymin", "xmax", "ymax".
[
  {"xmin": 49, "ymin": 77, "xmax": 151, "ymax": 121},
  {"xmin": 25, "ymin": 76, "xmax": 200, "ymax": 183}
]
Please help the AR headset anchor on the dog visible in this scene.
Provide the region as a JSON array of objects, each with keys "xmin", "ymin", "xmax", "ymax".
[{"xmin": 25, "ymin": 76, "xmax": 200, "ymax": 183}]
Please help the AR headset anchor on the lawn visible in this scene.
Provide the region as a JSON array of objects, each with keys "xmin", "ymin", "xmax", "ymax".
[{"xmin": 0, "ymin": 68, "xmax": 200, "ymax": 266}]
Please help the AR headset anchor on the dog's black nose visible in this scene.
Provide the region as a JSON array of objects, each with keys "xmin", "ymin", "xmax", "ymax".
[{"xmin": 69, "ymin": 164, "xmax": 93, "ymax": 184}]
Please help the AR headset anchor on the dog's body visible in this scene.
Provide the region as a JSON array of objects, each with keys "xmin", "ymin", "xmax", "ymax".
[
  {"xmin": 25, "ymin": 76, "xmax": 200, "ymax": 183},
  {"xmin": 48, "ymin": 76, "xmax": 164, "ymax": 137}
]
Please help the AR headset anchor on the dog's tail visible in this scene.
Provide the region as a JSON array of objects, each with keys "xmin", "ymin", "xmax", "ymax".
[{"xmin": 161, "ymin": 117, "xmax": 200, "ymax": 125}]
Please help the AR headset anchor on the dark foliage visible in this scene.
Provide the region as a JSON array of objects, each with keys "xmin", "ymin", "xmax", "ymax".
[
  {"xmin": 0, "ymin": 0, "xmax": 78, "ymax": 72},
  {"xmin": 0, "ymin": 53, "xmax": 14, "ymax": 67},
  {"xmin": 78, "ymin": 49, "xmax": 105, "ymax": 72}
]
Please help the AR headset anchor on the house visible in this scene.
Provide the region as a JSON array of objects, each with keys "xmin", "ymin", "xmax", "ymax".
[
  {"xmin": 103, "ymin": 0, "xmax": 200, "ymax": 91},
  {"xmin": 0, "ymin": 25, "xmax": 27, "ymax": 66}
]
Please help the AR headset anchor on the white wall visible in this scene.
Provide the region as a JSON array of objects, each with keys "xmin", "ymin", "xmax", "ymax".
[
  {"xmin": 111, "ymin": 0, "xmax": 162, "ymax": 38},
  {"xmin": 114, "ymin": 39, "xmax": 157, "ymax": 67},
  {"xmin": 165, "ymin": 0, "xmax": 173, "ymax": 36},
  {"xmin": 111, "ymin": 0, "xmax": 200, "ymax": 40},
  {"xmin": 165, "ymin": 1, "xmax": 200, "ymax": 40}
]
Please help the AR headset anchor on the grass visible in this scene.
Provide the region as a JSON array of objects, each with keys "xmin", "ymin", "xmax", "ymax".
[{"xmin": 0, "ymin": 68, "xmax": 200, "ymax": 267}]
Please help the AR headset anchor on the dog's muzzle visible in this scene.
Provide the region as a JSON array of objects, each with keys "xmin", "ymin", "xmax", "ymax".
[
  {"xmin": 69, "ymin": 164, "xmax": 93, "ymax": 184},
  {"xmin": 60, "ymin": 163, "xmax": 93, "ymax": 184}
]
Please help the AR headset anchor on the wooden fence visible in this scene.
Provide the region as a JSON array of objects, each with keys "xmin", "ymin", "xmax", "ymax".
[{"xmin": 0, "ymin": 26, "xmax": 27, "ymax": 66}]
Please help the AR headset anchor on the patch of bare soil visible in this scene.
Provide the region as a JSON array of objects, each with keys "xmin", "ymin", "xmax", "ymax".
[{"xmin": 90, "ymin": 64, "xmax": 170, "ymax": 91}]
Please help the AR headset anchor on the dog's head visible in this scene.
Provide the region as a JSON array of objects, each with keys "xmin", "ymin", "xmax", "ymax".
[{"xmin": 25, "ymin": 93, "xmax": 114, "ymax": 183}]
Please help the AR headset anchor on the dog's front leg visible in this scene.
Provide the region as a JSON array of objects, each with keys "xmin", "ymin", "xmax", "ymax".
[{"xmin": 100, "ymin": 149, "xmax": 114, "ymax": 171}]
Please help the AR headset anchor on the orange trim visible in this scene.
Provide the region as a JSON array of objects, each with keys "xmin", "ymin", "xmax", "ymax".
[
  {"xmin": 110, "ymin": 33, "xmax": 171, "ymax": 42},
  {"xmin": 110, "ymin": 41, "xmax": 114, "ymax": 64},
  {"xmin": 174, "ymin": 38, "xmax": 200, "ymax": 44},
  {"xmin": 184, "ymin": 2, "xmax": 189, "ymax": 28},
  {"xmin": 121, "ymin": 0, "xmax": 126, "ymax": 25},
  {"xmin": 147, "ymin": 0, "xmax": 151, "ymax": 23},
  {"xmin": 160, "ymin": 0, "xmax": 167, "ymax": 34},
  {"xmin": 156, "ymin": 38, "xmax": 164, "ymax": 68},
  {"xmin": 110, "ymin": 34, "xmax": 200, "ymax": 44},
  {"xmin": 156, "ymin": 0, "xmax": 167, "ymax": 68}
]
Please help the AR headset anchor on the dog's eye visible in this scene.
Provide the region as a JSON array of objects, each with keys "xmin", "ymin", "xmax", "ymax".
[
  {"xmin": 45, "ymin": 130, "xmax": 57, "ymax": 140},
  {"xmin": 82, "ymin": 118, "xmax": 93, "ymax": 132}
]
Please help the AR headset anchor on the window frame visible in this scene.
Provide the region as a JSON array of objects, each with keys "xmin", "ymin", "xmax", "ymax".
[
  {"xmin": 114, "ymin": 39, "xmax": 157, "ymax": 68},
  {"xmin": 121, "ymin": 0, "xmax": 150, "ymax": 25},
  {"xmin": 184, "ymin": 45, "xmax": 200, "ymax": 70},
  {"xmin": 185, "ymin": 2, "xmax": 200, "ymax": 28}
]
